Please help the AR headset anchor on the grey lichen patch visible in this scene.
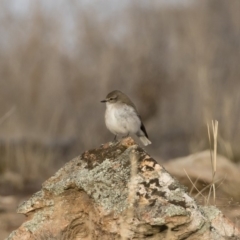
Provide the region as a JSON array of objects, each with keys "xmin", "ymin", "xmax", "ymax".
[
  {"xmin": 150, "ymin": 217, "xmax": 166, "ymax": 226},
  {"xmin": 165, "ymin": 204, "xmax": 189, "ymax": 217},
  {"xmin": 194, "ymin": 215, "xmax": 210, "ymax": 235},
  {"xmin": 75, "ymin": 148, "xmax": 134, "ymax": 213},
  {"xmin": 81, "ymin": 142, "xmax": 129, "ymax": 170},
  {"xmin": 44, "ymin": 144, "xmax": 137, "ymax": 213},
  {"xmin": 166, "ymin": 189, "xmax": 187, "ymax": 208},
  {"xmin": 22, "ymin": 206, "xmax": 54, "ymax": 233},
  {"xmin": 41, "ymin": 157, "xmax": 83, "ymax": 191},
  {"xmin": 42, "ymin": 141, "xmax": 130, "ymax": 196},
  {"xmin": 5, "ymin": 231, "xmax": 17, "ymax": 240},
  {"xmin": 168, "ymin": 180, "xmax": 187, "ymax": 192},
  {"xmin": 146, "ymin": 204, "xmax": 190, "ymax": 228},
  {"xmin": 17, "ymin": 191, "xmax": 54, "ymax": 214},
  {"xmin": 158, "ymin": 171, "xmax": 174, "ymax": 188},
  {"xmin": 145, "ymin": 203, "xmax": 188, "ymax": 226},
  {"xmin": 43, "ymin": 176, "xmax": 74, "ymax": 196},
  {"xmin": 200, "ymin": 206, "xmax": 221, "ymax": 221},
  {"xmin": 17, "ymin": 190, "xmax": 48, "ymax": 214}
]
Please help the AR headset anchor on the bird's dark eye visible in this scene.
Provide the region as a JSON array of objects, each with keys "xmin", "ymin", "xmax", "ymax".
[{"xmin": 109, "ymin": 98, "xmax": 113, "ymax": 100}]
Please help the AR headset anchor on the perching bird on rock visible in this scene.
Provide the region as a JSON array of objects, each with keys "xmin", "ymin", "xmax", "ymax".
[{"xmin": 101, "ymin": 90, "xmax": 151, "ymax": 146}]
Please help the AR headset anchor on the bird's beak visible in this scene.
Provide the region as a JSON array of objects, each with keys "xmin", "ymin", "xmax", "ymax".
[{"xmin": 101, "ymin": 99, "xmax": 107, "ymax": 103}]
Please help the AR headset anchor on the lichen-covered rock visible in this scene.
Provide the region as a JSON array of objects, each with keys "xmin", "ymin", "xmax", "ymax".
[{"xmin": 6, "ymin": 138, "xmax": 240, "ymax": 240}]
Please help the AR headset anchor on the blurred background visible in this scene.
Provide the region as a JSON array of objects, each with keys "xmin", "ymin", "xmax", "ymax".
[{"xmin": 0, "ymin": 0, "xmax": 240, "ymax": 237}]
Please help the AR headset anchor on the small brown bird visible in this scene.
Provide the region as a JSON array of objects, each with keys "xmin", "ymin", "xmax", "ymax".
[{"xmin": 101, "ymin": 90, "xmax": 151, "ymax": 146}]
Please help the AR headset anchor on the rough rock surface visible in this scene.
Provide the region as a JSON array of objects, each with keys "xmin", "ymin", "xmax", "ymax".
[{"xmin": 6, "ymin": 138, "xmax": 240, "ymax": 240}]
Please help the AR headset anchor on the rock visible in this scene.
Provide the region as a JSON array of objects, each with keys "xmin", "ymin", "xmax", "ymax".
[
  {"xmin": 5, "ymin": 138, "xmax": 240, "ymax": 240},
  {"xmin": 165, "ymin": 150, "xmax": 240, "ymax": 199}
]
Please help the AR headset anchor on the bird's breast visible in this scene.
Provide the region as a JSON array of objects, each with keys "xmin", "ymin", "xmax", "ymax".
[{"xmin": 105, "ymin": 104, "xmax": 141, "ymax": 134}]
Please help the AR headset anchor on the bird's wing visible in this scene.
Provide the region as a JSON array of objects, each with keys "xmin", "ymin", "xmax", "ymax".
[{"xmin": 140, "ymin": 121, "xmax": 149, "ymax": 138}]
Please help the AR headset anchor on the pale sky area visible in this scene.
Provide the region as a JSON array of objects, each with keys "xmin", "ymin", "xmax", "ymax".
[{"xmin": 6, "ymin": 0, "xmax": 194, "ymax": 15}]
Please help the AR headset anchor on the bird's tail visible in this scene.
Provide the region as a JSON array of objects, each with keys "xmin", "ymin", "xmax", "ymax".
[
  {"xmin": 139, "ymin": 136, "xmax": 152, "ymax": 146},
  {"xmin": 137, "ymin": 122, "xmax": 151, "ymax": 146}
]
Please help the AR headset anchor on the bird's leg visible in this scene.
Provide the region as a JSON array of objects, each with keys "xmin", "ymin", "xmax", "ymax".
[
  {"xmin": 113, "ymin": 135, "xmax": 117, "ymax": 142},
  {"xmin": 122, "ymin": 133, "xmax": 129, "ymax": 139}
]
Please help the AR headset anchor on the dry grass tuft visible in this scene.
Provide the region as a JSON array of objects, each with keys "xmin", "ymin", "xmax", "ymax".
[
  {"xmin": 184, "ymin": 120, "xmax": 219, "ymax": 205},
  {"xmin": 207, "ymin": 120, "xmax": 218, "ymax": 205}
]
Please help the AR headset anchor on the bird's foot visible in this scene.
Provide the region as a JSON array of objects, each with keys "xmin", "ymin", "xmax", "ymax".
[
  {"xmin": 112, "ymin": 135, "xmax": 119, "ymax": 143},
  {"xmin": 121, "ymin": 133, "xmax": 129, "ymax": 139}
]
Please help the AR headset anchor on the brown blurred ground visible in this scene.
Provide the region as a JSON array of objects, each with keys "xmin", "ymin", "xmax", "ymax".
[{"xmin": 0, "ymin": 0, "xmax": 240, "ymax": 238}]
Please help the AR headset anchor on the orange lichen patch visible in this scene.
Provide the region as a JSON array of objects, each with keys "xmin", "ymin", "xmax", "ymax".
[
  {"xmin": 102, "ymin": 142, "xmax": 110, "ymax": 149},
  {"xmin": 139, "ymin": 158, "xmax": 158, "ymax": 171},
  {"xmin": 89, "ymin": 154, "xmax": 97, "ymax": 161},
  {"xmin": 154, "ymin": 164, "xmax": 163, "ymax": 171},
  {"xmin": 120, "ymin": 137, "xmax": 136, "ymax": 147},
  {"xmin": 138, "ymin": 195, "xmax": 151, "ymax": 206},
  {"xmin": 112, "ymin": 163, "xmax": 121, "ymax": 170},
  {"xmin": 11, "ymin": 227, "xmax": 32, "ymax": 240},
  {"xmin": 142, "ymin": 159, "xmax": 155, "ymax": 167},
  {"xmin": 165, "ymin": 215, "xmax": 190, "ymax": 228},
  {"xmin": 211, "ymin": 213, "xmax": 240, "ymax": 237}
]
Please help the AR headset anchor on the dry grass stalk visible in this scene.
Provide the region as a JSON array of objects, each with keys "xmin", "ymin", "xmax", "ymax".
[
  {"xmin": 120, "ymin": 149, "xmax": 138, "ymax": 240},
  {"xmin": 183, "ymin": 169, "xmax": 206, "ymax": 202},
  {"xmin": 207, "ymin": 120, "xmax": 218, "ymax": 205},
  {"xmin": 0, "ymin": 106, "xmax": 16, "ymax": 125},
  {"xmin": 184, "ymin": 120, "xmax": 219, "ymax": 205}
]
